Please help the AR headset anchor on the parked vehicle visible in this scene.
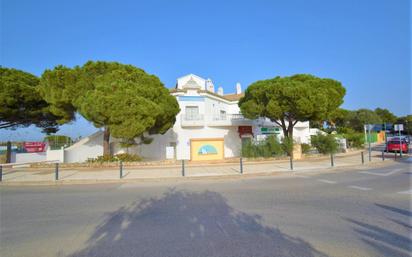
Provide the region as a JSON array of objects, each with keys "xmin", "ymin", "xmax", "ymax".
[{"xmin": 386, "ymin": 139, "xmax": 409, "ymax": 153}]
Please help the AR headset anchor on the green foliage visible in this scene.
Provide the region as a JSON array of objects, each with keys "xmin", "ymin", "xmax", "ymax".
[
  {"xmin": 44, "ymin": 135, "xmax": 73, "ymax": 150},
  {"xmin": 76, "ymin": 61, "xmax": 180, "ymax": 141},
  {"xmin": 0, "ymin": 67, "xmax": 61, "ymax": 133},
  {"xmin": 396, "ymin": 115, "xmax": 412, "ymax": 134},
  {"xmin": 374, "ymin": 108, "xmax": 397, "ymax": 124},
  {"xmin": 348, "ymin": 109, "xmax": 382, "ymax": 131},
  {"xmin": 87, "ymin": 153, "xmax": 142, "ymax": 163},
  {"xmin": 39, "ymin": 61, "xmax": 180, "ymax": 155},
  {"xmin": 310, "ymin": 133, "xmax": 339, "ymax": 154},
  {"xmin": 241, "ymin": 136, "xmax": 285, "ymax": 158},
  {"xmin": 239, "ymin": 74, "xmax": 345, "ymax": 139},
  {"xmin": 115, "ymin": 153, "xmax": 142, "ymax": 162},
  {"xmin": 38, "ymin": 65, "xmax": 80, "ymax": 123},
  {"xmin": 281, "ymin": 136, "xmax": 294, "ymax": 156},
  {"xmin": 301, "ymin": 143, "xmax": 311, "ymax": 154},
  {"xmin": 329, "ymin": 108, "xmax": 351, "ymax": 128},
  {"xmin": 344, "ymin": 132, "xmax": 364, "ymax": 148}
]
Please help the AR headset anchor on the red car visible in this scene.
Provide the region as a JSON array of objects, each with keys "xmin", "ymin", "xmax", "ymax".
[{"xmin": 386, "ymin": 139, "xmax": 409, "ymax": 153}]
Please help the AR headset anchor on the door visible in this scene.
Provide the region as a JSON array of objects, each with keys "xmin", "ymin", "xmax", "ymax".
[{"xmin": 190, "ymin": 138, "xmax": 224, "ymax": 161}]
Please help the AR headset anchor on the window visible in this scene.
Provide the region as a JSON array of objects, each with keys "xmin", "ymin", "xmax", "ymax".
[
  {"xmin": 220, "ymin": 110, "xmax": 226, "ymax": 120},
  {"xmin": 185, "ymin": 106, "xmax": 199, "ymax": 120}
]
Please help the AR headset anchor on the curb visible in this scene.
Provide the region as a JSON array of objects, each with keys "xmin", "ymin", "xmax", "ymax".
[{"xmin": 0, "ymin": 158, "xmax": 400, "ymax": 187}]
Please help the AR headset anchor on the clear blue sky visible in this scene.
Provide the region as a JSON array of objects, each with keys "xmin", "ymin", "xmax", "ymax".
[{"xmin": 1, "ymin": 0, "xmax": 410, "ymax": 141}]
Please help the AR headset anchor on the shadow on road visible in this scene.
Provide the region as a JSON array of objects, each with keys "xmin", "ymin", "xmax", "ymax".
[
  {"xmin": 344, "ymin": 203, "xmax": 412, "ymax": 257},
  {"xmin": 69, "ymin": 189, "xmax": 327, "ymax": 257},
  {"xmin": 375, "ymin": 203, "xmax": 412, "ymax": 217}
]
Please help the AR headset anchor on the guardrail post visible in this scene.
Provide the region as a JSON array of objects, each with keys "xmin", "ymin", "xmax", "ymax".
[
  {"xmin": 55, "ymin": 163, "xmax": 59, "ymax": 181},
  {"xmin": 382, "ymin": 151, "xmax": 385, "ymax": 161},
  {"xmin": 361, "ymin": 152, "xmax": 364, "ymax": 164},
  {"xmin": 119, "ymin": 161, "xmax": 123, "ymax": 179},
  {"xmin": 182, "ymin": 160, "xmax": 185, "ymax": 177},
  {"xmin": 330, "ymin": 153, "xmax": 334, "ymax": 167},
  {"xmin": 0, "ymin": 165, "xmax": 2, "ymax": 182},
  {"xmin": 290, "ymin": 156, "xmax": 293, "ymax": 171},
  {"xmin": 240, "ymin": 157, "xmax": 243, "ymax": 174}
]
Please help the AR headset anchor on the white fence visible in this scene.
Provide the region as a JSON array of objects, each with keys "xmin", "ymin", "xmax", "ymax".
[
  {"xmin": 11, "ymin": 152, "xmax": 47, "ymax": 163},
  {"xmin": 46, "ymin": 148, "xmax": 65, "ymax": 162}
]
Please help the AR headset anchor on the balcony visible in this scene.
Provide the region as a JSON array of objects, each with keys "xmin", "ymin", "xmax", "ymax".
[
  {"xmin": 180, "ymin": 114, "xmax": 205, "ymax": 127},
  {"xmin": 208, "ymin": 114, "xmax": 253, "ymax": 127}
]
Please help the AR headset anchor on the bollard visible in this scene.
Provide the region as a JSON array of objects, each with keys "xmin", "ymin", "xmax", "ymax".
[
  {"xmin": 0, "ymin": 165, "xmax": 2, "ymax": 182},
  {"xmin": 119, "ymin": 161, "xmax": 123, "ymax": 179},
  {"xmin": 182, "ymin": 160, "xmax": 185, "ymax": 177},
  {"xmin": 290, "ymin": 156, "xmax": 294, "ymax": 171},
  {"xmin": 382, "ymin": 151, "xmax": 385, "ymax": 161},
  {"xmin": 55, "ymin": 163, "xmax": 59, "ymax": 181},
  {"xmin": 330, "ymin": 153, "xmax": 334, "ymax": 167},
  {"xmin": 361, "ymin": 152, "xmax": 364, "ymax": 164},
  {"xmin": 240, "ymin": 157, "xmax": 243, "ymax": 174}
]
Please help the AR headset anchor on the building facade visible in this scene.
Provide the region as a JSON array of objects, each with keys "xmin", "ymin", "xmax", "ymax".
[{"xmin": 136, "ymin": 74, "xmax": 311, "ymax": 161}]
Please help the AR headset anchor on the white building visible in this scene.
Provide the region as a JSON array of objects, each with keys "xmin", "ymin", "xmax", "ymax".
[{"xmin": 136, "ymin": 74, "xmax": 311, "ymax": 161}]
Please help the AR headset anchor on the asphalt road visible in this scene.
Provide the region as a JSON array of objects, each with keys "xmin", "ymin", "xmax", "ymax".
[{"xmin": 1, "ymin": 159, "xmax": 411, "ymax": 257}]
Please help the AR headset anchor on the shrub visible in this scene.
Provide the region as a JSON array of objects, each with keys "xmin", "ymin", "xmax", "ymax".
[
  {"xmin": 266, "ymin": 135, "xmax": 284, "ymax": 156},
  {"xmin": 281, "ymin": 137, "xmax": 294, "ymax": 156},
  {"xmin": 344, "ymin": 132, "xmax": 364, "ymax": 149},
  {"xmin": 311, "ymin": 133, "xmax": 339, "ymax": 154},
  {"xmin": 87, "ymin": 153, "xmax": 142, "ymax": 163},
  {"xmin": 115, "ymin": 153, "xmax": 142, "ymax": 162},
  {"xmin": 301, "ymin": 143, "xmax": 311, "ymax": 154},
  {"xmin": 241, "ymin": 135, "xmax": 285, "ymax": 158}
]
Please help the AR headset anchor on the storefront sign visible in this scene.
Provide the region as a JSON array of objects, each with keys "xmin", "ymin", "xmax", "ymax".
[
  {"xmin": 260, "ymin": 127, "xmax": 280, "ymax": 134},
  {"xmin": 238, "ymin": 126, "xmax": 253, "ymax": 137},
  {"xmin": 23, "ymin": 142, "xmax": 46, "ymax": 153}
]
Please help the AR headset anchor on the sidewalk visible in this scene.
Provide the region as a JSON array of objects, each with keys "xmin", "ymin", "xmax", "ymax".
[{"xmin": 0, "ymin": 151, "xmax": 402, "ymax": 184}]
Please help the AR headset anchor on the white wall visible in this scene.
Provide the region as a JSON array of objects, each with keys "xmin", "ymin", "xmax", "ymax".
[
  {"xmin": 176, "ymin": 74, "xmax": 206, "ymax": 90},
  {"xmin": 64, "ymin": 132, "xmax": 103, "ymax": 163},
  {"xmin": 174, "ymin": 126, "xmax": 241, "ymax": 160},
  {"xmin": 46, "ymin": 148, "xmax": 65, "ymax": 163},
  {"xmin": 14, "ymin": 152, "xmax": 46, "ymax": 163}
]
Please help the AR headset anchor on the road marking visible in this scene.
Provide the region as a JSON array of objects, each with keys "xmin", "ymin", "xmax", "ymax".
[
  {"xmin": 360, "ymin": 168, "xmax": 403, "ymax": 176},
  {"xmin": 397, "ymin": 189, "xmax": 412, "ymax": 195},
  {"xmin": 294, "ymin": 175, "xmax": 310, "ymax": 178},
  {"xmin": 317, "ymin": 179, "xmax": 337, "ymax": 184},
  {"xmin": 348, "ymin": 185, "xmax": 372, "ymax": 191}
]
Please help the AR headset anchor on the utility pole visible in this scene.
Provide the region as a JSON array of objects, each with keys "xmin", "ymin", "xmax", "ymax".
[{"xmin": 368, "ymin": 125, "xmax": 372, "ymax": 162}]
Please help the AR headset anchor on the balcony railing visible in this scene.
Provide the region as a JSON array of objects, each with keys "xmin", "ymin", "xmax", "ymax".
[
  {"xmin": 180, "ymin": 113, "xmax": 252, "ymax": 127},
  {"xmin": 180, "ymin": 114, "xmax": 204, "ymax": 126}
]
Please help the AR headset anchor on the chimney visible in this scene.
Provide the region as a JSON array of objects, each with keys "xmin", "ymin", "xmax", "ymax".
[
  {"xmin": 236, "ymin": 82, "xmax": 242, "ymax": 94},
  {"xmin": 217, "ymin": 86, "xmax": 224, "ymax": 96},
  {"xmin": 206, "ymin": 78, "xmax": 214, "ymax": 93}
]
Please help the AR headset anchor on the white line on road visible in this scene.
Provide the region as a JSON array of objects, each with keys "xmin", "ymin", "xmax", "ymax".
[
  {"xmin": 294, "ymin": 175, "xmax": 310, "ymax": 178},
  {"xmin": 317, "ymin": 179, "xmax": 337, "ymax": 184},
  {"xmin": 397, "ymin": 189, "xmax": 412, "ymax": 195},
  {"xmin": 348, "ymin": 185, "xmax": 372, "ymax": 191},
  {"xmin": 360, "ymin": 168, "xmax": 403, "ymax": 177}
]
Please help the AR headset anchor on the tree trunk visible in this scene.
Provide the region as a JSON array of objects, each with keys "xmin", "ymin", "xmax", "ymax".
[
  {"xmin": 6, "ymin": 141, "xmax": 11, "ymax": 163},
  {"xmin": 287, "ymin": 124, "xmax": 294, "ymax": 139},
  {"xmin": 103, "ymin": 127, "xmax": 111, "ymax": 156}
]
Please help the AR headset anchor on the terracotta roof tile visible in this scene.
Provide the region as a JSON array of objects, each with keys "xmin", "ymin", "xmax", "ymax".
[{"xmin": 222, "ymin": 93, "xmax": 244, "ymax": 101}]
